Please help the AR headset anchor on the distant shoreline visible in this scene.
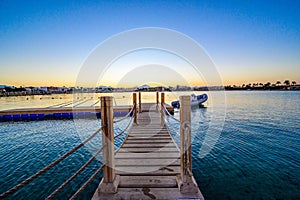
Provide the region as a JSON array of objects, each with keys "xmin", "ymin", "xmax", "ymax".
[{"xmin": 0, "ymin": 87, "xmax": 299, "ymax": 97}]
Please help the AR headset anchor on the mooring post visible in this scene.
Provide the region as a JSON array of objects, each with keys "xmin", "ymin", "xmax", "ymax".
[
  {"xmin": 138, "ymin": 92, "xmax": 142, "ymax": 113},
  {"xmin": 160, "ymin": 92, "xmax": 165, "ymax": 126},
  {"xmin": 177, "ymin": 95, "xmax": 199, "ymax": 194},
  {"xmin": 98, "ymin": 96, "xmax": 119, "ymax": 193},
  {"xmin": 133, "ymin": 93, "xmax": 137, "ymax": 124},
  {"xmin": 156, "ymin": 91, "xmax": 159, "ymax": 111}
]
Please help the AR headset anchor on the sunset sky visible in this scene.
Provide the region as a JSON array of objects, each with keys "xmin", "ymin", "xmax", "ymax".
[{"xmin": 0, "ymin": 0, "xmax": 299, "ymax": 87}]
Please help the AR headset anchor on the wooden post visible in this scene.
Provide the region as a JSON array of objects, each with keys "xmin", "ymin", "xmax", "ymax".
[
  {"xmin": 177, "ymin": 95, "xmax": 198, "ymax": 194},
  {"xmin": 98, "ymin": 96, "xmax": 119, "ymax": 193},
  {"xmin": 138, "ymin": 92, "xmax": 142, "ymax": 113},
  {"xmin": 156, "ymin": 92, "xmax": 159, "ymax": 112},
  {"xmin": 133, "ymin": 93, "xmax": 137, "ymax": 124},
  {"xmin": 160, "ymin": 92, "xmax": 165, "ymax": 125}
]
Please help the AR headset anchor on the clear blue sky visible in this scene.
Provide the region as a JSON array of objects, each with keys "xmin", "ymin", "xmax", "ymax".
[{"xmin": 0, "ymin": 0, "xmax": 299, "ymax": 86}]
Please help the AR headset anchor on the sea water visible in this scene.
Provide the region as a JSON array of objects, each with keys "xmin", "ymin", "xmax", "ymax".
[{"xmin": 0, "ymin": 91, "xmax": 299, "ymax": 199}]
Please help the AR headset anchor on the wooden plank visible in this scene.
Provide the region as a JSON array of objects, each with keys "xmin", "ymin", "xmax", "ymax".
[
  {"xmin": 127, "ymin": 137, "xmax": 173, "ymax": 140},
  {"xmin": 124, "ymin": 139, "xmax": 172, "ymax": 144},
  {"xmin": 115, "ymin": 158, "xmax": 180, "ymax": 166},
  {"xmin": 119, "ymin": 176, "xmax": 177, "ymax": 188},
  {"xmin": 128, "ymin": 134, "xmax": 170, "ymax": 138},
  {"xmin": 118, "ymin": 147, "xmax": 178, "ymax": 153},
  {"xmin": 122, "ymin": 143, "xmax": 177, "ymax": 148},
  {"xmin": 115, "ymin": 165, "xmax": 180, "ymax": 175},
  {"xmin": 115, "ymin": 152, "xmax": 179, "ymax": 159}
]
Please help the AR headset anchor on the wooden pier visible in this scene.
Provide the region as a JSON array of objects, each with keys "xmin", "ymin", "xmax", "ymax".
[
  {"xmin": 92, "ymin": 93, "xmax": 204, "ymax": 200},
  {"xmin": 0, "ymin": 92, "xmax": 203, "ymax": 200}
]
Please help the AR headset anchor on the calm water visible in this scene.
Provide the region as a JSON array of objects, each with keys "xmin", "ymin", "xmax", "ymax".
[{"xmin": 0, "ymin": 91, "xmax": 299, "ymax": 199}]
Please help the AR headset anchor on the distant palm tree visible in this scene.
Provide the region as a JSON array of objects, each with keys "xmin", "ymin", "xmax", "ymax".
[
  {"xmin": 276, "ymin": 81, "xmax": 281, "ymax": 86},
  {"xmin": 259, "ymin": 83, "xmax": 263, "ymax": 87},
  {"xmin": 242, "ymin": 84, "xmax": 245, "ymax": 88},
  {"xmin": 265, "ymin": 82, "xmax": 271, "ymax": 87},
  {"xmin": 284, "ymin": 80, "xmax": 290, "ymax": 86},
  {"xmin": 292, "ymin": 81, "xmax": 297, "ymax": 85}
]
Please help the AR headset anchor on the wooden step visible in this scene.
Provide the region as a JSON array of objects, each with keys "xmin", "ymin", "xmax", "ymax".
[
  {"xmin": 115, "ymin": 158, "xmax": 180, "ymax": 166},
  {"xmin": 127, "ymin": 136, "xmax": 172, "ymax": 140},
  {"xmin": 124, "ymin": 139, "xmax": 172, "ymax": 144},
  {"xmin": 115, "ymin": 152, "xmax": 179, "ymax": 159},
  {"xmin": 118, "ymin": 176, "xmax": 177, "ymax": 188},
  {"xmin": 116, "ymin": 165, "xmax": 180, "ymax": 175},
  {"xmin": 117, "ymin": 147, "xmax": 179, "ymax": 153},
  {"xmin": 122, "ymin": 143, "xmax": 177, "ymax": 148}
]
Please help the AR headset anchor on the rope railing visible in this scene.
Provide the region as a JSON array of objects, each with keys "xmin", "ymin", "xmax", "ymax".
[
  {"xmin": 2, "ymin": 95, "xmax": 137, "ymax": 199},
  {"xmin": 46, "ymin": 100, "xmax": 135, "ymax": 199},
  {"xmin": 162, "ymin": 104, "xmax": 179, "ymax": 122},
  {"xmin": 161, "ymin": 104, "xmax": 180, "ymax": 136},
  {"xmin": 90, "ymin": 100, "xmax": 100, "ymax": 107},
  {"xmin": 164, "ymin": 115, "xmax": 180, "ymax": 136},
  {"xmin": 0, "ymin": 127, "xmax": 102, "ymax": 199},
  {"xmin": 45, "ymin": 145, "xmax": 106, "ymax": 200},
  {"xmin": 69, "ymin": 164, "xmax": 106, "ymax": 200},
  {"xmin": 113, "ymin": 106, "xmax": 134, "ymax": 123},
  {"xmin": 114, "ymin": 115, "xmax": 134, "ymax": 139}
]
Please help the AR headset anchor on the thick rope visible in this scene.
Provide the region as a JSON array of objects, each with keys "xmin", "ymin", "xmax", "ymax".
[
  {"xmin": 165, "ymin": 115, "xmax": 180, "ymax": 136},
  {"xmin": 113, "ymin": 106, "xmax": 134, "ymax": 123},
  {"xmin": 114, "ymin": 115, "xmax": 134, "ymax": 139},
  {"xmin": 0, "ymin": 127, "xmax": 102, "ymax": 199},
  {"xmin": 90, "ymin": 100, "xmax": 100, "ymax": 107},
  {"xmin": 68, "ymin": 164, "xmax": 105, "ymax": 200},
  {"xmin": 45, "ymin": 145, "xmax": 105, "ymax": 200},
  {"xmin": 162, "ymin": 104, "xmax": 179, "ymax": 122}
]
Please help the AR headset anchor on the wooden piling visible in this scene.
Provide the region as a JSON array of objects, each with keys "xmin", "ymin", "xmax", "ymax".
[
  {"xmin": 138, "ymin": 92, "xmax": 142, "ymax": 113},
  {"xmin": 160, "ymin": 93, "xmax": 165, "ymax": 125},
  {"xmin": 133, "ymin": 93, "xmax": 137, "ymax": 124},
  {"xmin": 177, "ymin": 95, "xmax": 199, "ymax": 194},
  {"xmin": 156, "ymin": 92, "xmax": 159, "ymax": 112},
  {"xmin": 98, "ymin": 96, "xmax": 119, "ymax": 193}
]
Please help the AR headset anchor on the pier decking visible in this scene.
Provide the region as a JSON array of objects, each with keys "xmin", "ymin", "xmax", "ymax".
[{"xmin": 92, "ymin": 101, "xmax": 203, "ymax": 200}]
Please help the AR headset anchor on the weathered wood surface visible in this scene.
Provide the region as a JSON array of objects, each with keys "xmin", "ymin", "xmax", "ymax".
[{"xmin": 93, "ymin": 103, "xmax": 204, "ymax": 200}]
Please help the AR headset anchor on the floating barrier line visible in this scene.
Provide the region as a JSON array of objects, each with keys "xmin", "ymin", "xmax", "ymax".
[
  {"xmin": 0, "ymin": 127, "xmax": 102, "ymax": 199},
  {"xmin": 46, "ymin": 145, "xmax": 105, "ymax": 200}
]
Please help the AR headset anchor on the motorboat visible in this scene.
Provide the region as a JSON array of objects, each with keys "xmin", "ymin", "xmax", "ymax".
[{"xmin": 171, "ymin": 94, "xmax": 208, "ymax": 108}]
